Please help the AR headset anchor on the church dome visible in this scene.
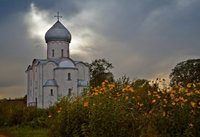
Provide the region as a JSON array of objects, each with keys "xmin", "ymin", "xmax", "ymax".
[
  {"xmin": 59, "ymin": 59, "xmax": 75, "ymax": 68},
  {"xmin": 45, "ymin": 21, "xmax": 71, "ymax": 43}
]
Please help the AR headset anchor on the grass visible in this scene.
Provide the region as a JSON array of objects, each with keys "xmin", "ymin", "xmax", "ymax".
[{"xmin": 0, "ymin": 126, "xmax": 48, "ymax": 137}]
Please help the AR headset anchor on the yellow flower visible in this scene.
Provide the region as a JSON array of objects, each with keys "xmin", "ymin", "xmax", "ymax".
[
  {"xmin": 163, "ymin": 112, "xmax": 166, "ymax": 117},
  {"xmin": 129, "ymin": 87, "xmax": 134, "ymax": 92},
  {"xmin": 189, "ymin": 123, "xmax": 193, "ymax": 128},
  {"xmin": 152, "ymin": 99, "xmax": 156, "ymax": 104},
  {"xmin": 187, "ymin": 83, "xmax": 192, "ymax": 88},
  {"xmin": 57, "ymin": 110, "xmax": 61, "ymax": 113},
  {"xmin": 94, "ymin": 92, "xmax": 99, "ymax": 96},
  {"xmin": 186, "ymin": 92, "xmax": 191, "ymax": 96},
  {"xmin": 139, "ymin": 103, "xmax": 143, "ymax": 107},
  {"xmin": 108, "ymin": 84, "xmax": 115, "ymax": 89},
  {"xmin": 170, "ymin": 93, "xmax": 175, "ymax": 99},
  {"xmin": 83, "ymin": 101, "xmax": 89, "ymax": 107},
  {"xmin": 157, "ymin": 95, "xmax": 161, "ymax": 99},
  {"xmin": 104, "ymin": 80, "xmax": 109, "ymax": 83},
  {"xmin": 191, "ymin": 102, "xmax": 196, "ymax": 108},
  {"xmin": 179, "ymin": 96, "xmax": 184, "ymax": 101},
  {"xmin": 125, "ymin": 96, "xmax": 129, "ymax": 100}
]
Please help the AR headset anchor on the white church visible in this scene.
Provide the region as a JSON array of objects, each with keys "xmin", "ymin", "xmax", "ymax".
[{"xmin": 26, "ymin": 14, "xmax": 90, "ymax": 108}]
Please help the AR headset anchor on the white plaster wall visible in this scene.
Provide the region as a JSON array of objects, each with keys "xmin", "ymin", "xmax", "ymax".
[
  {"xmin": 55, "ymin": 68, "xmax": 78, "ymax": 98},
  {"xmin": 37, "ymin": 65, "xmax": 43, "ymax": 108},
  {"xmin": 43, "ymin": 86, "xmax": 58, "ymax": 108},
  {"xmin": 27, "ymin": 70, "xmax": 33, "ymax": 106},
  {"xmin": 76, "ymin": 63, "xmax": 85, "ymax": 80},
  {"xmin": 47, "ymin": 41, "xmax": 70, "ymax": 59},
  {"xmin": 43, "ymin": 62, "xmax": 56, "ymax": 84}
]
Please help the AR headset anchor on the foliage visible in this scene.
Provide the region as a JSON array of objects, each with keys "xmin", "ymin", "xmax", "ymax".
[
  {"xmin": 0, "ymin": 100, "xmax": 48, "ymax": 128},
  {"xmin": 90, "ymin": 58, "xmax": 114, "ymax": 87},
  {"xmin": 0, "ymin": 126, "xmax": 48, "ymax": 137},
  {"xmin": 170, "ymin": 59, "xmax": 200, "ymax": 86},
  {"xmin": 48, "ymin": 78, "xmax": 200, "ymax": 137},
  {"xmin": 1, "ymin": 77, "xmax": 200, "ymax": 137}
]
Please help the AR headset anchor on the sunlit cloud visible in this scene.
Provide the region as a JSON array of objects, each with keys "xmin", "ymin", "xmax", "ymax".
[{"xmin": 24, "ymin": 3, "xmax": 51, "ymax": 42}]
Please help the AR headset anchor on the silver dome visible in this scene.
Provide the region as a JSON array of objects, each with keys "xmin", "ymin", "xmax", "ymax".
[{"xmin": 45, "ymin": 21, "xmax": 71, "ymax": 43}]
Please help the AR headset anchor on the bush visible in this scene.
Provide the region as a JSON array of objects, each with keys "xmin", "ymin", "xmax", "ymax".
[{"xmin": 48, "ymin": 79, "xmax": 200, "ymax": 137}]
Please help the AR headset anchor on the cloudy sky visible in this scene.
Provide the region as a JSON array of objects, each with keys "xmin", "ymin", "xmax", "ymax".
[{"xmin": 0, "ymin": 0, "xmax": 200, "ymax": 99}]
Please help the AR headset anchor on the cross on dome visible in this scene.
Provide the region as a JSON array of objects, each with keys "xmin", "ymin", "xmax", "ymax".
[{"xmin": 54, "ymin": 12, "xmax": 62, "ymax": 21}]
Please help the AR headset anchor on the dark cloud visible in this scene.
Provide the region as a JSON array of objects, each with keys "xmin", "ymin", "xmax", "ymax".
[{"xmin": 1, "ymin": 0, "xmax": 200, "ymax": 98}]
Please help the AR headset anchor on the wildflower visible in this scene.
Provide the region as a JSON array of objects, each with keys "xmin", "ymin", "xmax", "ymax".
[
  {"xmin": 189, "ymin": 123, "xmax": 194, "ymax": 128},
  {"xmin": 129, "ymin": 87, "xmax": 134, "ymax": 92},
  {"xmin": 186, "ymin": 92, "xmax": 191, "ymax": 96},
  {"xmin": 179, "ymin": 96, "xmax": 184, "ymax": 101},
  {"xmin": 139, "ymin": 103, "xmax": 143, "ymax": 107},
  {"xmin": 163, "ymin": 99, "xmax": 168, "ymax": 104},
  {"xmin": 83, "ymin": 101, "xmax": 89, "ymax": 107},
  {"xmin": 191, "ymin": 102, "xmax": 196, "ymax": 108},
  {"xmin": 187, "ymin": 83, "xmax": 192, "ymax": 88},
  {"xmin": 48, "ymin": 115, "xmax": 52, "ymax": 118},
  {"xmin": 148, "ymin": 91, "xmax": 151, "ymax": 96},
  {"xmin": 94, "ymin": 92, "xmax": 99, "ymax": 96},
  {"xmin": 57, "ymin": 110, "xmax": 61, "ymax": 113},
  {"xmin": 152, "ymin": 99, "xmax": 156, "ymax": 104},
  {"xmin": 170, "ymin": 93, "xmax": 175, "ymax": 99},
  {"xmin": 163, "ymin": 112, "xmax": 166, "ymax": 117},
  {"xmin": 104, "ymin": 80, "xmax": 109, "ymax": 83},
  {"xmin": 125, "ymin": 96, "xmax": 129, "ymax": 100},
  {"xmin": 108, "ymin": 84, "xmax": 115, "ymax": 89},
  {"xmin": 172, "ymin": 102, "xmax": 176, "ymax": 105},
  {"xmin": 157, "ymin": 95, "xmax": 161, "ymax": 99}
]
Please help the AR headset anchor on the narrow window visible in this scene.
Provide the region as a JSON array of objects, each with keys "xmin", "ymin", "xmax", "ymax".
[
  {"xmin": 68, "ymin": 88, "xmax": 72, "ymax": 96},
  {"xmin": 68, "ymin": 73, "xmax": 71, "ymax": 80},
  {"xmin": 52, "ymin": 49, "xmax": 54, "ymax": 57},
  {"xmin": 61, "ymin": 49, "xmax": 64, "ymax": 57},
  {"xmin": 50, "ymin": 89, "xmax": 53, "ymax": 96},
  {"xmin": 35, "ymin": 98, "xmax": 37, "ymax": 106}
]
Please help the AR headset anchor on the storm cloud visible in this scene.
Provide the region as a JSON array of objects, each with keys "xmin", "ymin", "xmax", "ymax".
[{"xmin": 0, "ymin": 0, "xmax": 200, "ymax": 98}]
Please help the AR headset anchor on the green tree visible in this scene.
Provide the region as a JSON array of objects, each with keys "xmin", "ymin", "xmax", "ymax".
[
  {"xmin": 170, "ymin": 59, "xmax": 200, "ymax": 86},
  {"xmin": 90, "ymin": 59, "xmax": 114, "ymax": 87}
]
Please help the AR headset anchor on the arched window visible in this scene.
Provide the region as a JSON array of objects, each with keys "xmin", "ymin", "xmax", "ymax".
[
  {"xmin": 50, "ymin": 89, "xmax": 53, "ymax": 96},
  {"xmin": 68, "ymin": 73, "xmax": 71, "ymax": 80},
  {"xmin": 35, "ymin": 98, "xmax": 37, "ymax": 106},
  {"xmin": 52, "ymin": 49, "xmax": 54, "ymax": 57},
  {"xmin": 61, "ymin": 49, "xmax": 64, "ymax": 57},
  {"xmin": 68, "ymin": 88, "xmax": 72, "ymax": 96}
]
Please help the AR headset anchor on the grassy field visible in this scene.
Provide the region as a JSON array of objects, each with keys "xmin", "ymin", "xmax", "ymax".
[{"xmin": 0, "ymin": 126, "xmax": 48, "ymax": 137}]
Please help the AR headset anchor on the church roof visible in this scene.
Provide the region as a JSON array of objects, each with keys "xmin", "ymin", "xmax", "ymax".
[
  {"xmin": 45, "ymin": 21, "xmax": 71, "ymax": 43},
  {"xmin": 43, "ymin": 79, "xmax": 58, "ymax": 87}
]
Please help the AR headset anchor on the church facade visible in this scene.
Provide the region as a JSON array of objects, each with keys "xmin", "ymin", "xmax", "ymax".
[{"xmin": 26, "ymin": 18, "xmax": 90, "ymax": 108}]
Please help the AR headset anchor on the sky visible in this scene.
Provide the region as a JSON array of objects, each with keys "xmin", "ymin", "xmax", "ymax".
[{"xmin": 0, "ymin": 0, "xmax": 200, "ymax": 99}]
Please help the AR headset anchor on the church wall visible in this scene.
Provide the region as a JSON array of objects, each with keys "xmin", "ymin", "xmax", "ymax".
[
  {"xmin": 55, "ymin": 68, "xmax": 78, "ymax": 98},
  {"xmin": 37, "ymin": 65, "xmax": 43, "ymax": 108},
  {"xmin": 76, "ymin": 63, "xmax": 90, "ymax": 96},
  {"xmin": 47, "ymin": 41, "xmax": 69, "ymax": 59},
  {"xmin": 43, "ymin": 86, "xmax": 58, "ymax": 108},
  {"xmin": 27, "ymin": 69, "xmax": 34, "ymax": 106},
  {"xmin": 76, "ymin": 63, "xmax": 85, "ymax": 80},
  {"xmin": 33, "ymin": 65, "xmax": 39, "ymax": 107},
  {"xmin": 43, "ymin": 62, "xmax": 57, "ymax": 84}
]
